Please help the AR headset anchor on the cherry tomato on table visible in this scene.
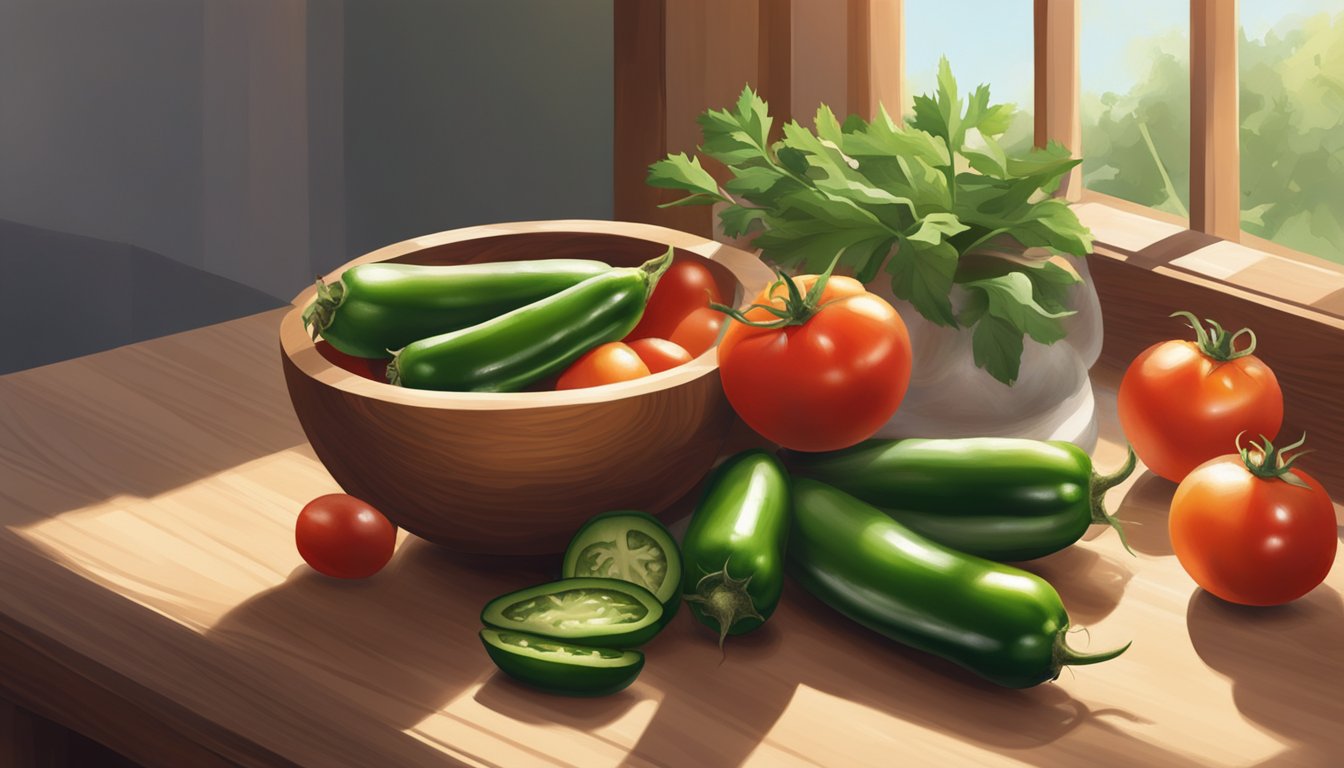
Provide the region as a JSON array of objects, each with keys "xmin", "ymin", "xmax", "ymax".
[
  {"xmin": 296, "ymin": 494, "xmax": 397, "ymax": 579},
  {"xmin": 1118, "ymin": 311, "xmax": 1283, "ymax": 483},
  {"xmin": 556, "ymin": 342, "xmax": 651, "ymax": 390},
  {"xmin": 717, "ymin": 272, "xmax": 912, "ymax": 452},
  {"xmin": 627, "ymin": 258, "xmax": 724, "ymax": 341},
  {"xmin": 1169, "ymin": 435, "xmax": 1336, "ymax": 606},
  {"xmin": 626, "ymin": 338, "xmax": 693, "ymax": 373}
]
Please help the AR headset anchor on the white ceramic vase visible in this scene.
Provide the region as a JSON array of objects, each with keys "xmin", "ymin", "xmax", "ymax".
[{"xmin": 871, "ymin": 255, "xmax": 1102, "ymax": 452}]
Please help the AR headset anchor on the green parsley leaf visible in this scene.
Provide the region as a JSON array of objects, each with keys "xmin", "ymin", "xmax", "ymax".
[{"xmin": 647, "ymin": 153, "xmax": 725, "ymax": 207}]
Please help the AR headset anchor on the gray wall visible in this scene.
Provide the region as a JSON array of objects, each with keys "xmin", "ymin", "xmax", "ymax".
[
  {"xmin": 0, "ymin": 0, "xmax": 614, "ymax": 304},
  {"xmin": 341, "ymin": 0, "xmax": 615, "ymax": 265},
  {"xmin": 0, "ymin": 0, "xmax": 613, "ymax": 372}
]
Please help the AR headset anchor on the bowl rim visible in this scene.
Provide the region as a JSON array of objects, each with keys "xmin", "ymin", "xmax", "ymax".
[{"xmin": 280, "ymin": 219, "xmax": 774, "ymax": 411}]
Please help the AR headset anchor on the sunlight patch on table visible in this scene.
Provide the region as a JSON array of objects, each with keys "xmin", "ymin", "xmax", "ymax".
[
  {"xmin": 408, "ymin": 677, "xmax": 664, "ymax": 768},
  {"xmin": 14, "ymin": 446, "xmax": 346, "ymax": 634}
]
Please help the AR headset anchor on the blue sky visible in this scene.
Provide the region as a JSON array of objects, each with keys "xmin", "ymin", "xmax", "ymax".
[{"xmin": 903, "ymin": 0, "xmax": 1342, "ymax": 109}]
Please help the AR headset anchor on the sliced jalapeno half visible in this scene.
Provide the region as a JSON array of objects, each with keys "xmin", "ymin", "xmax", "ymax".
[
  {"xmin": 562, "ymin": 511, "xmax": 682, "ymax": 621},
  {"xmin": 480, "ymin": 577, "xmax": 665, "ymax": 647},
  {"xmin": 479, "ymin": 628, "xmax": 644, "ymax": 697}
]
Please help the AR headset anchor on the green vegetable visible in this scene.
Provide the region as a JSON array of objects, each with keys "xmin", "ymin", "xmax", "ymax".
[
  {"xmin": 680, "ymin": 450, "xmax": 791, "ymax": 647},
  {"xmin": 480, "ymin": 577, "xmax": 665, "ymax": 648},
  {"xmin": 785, "ymin": 438, "xmax": 1136, "ymax": 561},
  {"xmin": 562, "ymin": 511, "xmax": 682, "ymax": 622},
  {"xmin": 788, "ymin": 479, "xmax": 1129, "ymax": 688},
  {"xmin": 387, "ymin": 248, "xmax": 672, "ymax": 391},
  {"xmin": 303, "ymin": 259, "xmax": 610, "ymax": 359},
  {"xmin": 646, "ymin": 58, "xmax": 1093, "ymax": 385},
  {"xmin": 479, "ymin": 628, "xmax": 644, "ymax": 697}
]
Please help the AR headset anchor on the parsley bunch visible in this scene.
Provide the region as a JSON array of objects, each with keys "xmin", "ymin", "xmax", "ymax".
[{"xmin": 647, "ymin": 58, "xmax": 1093, "ymax": 386}]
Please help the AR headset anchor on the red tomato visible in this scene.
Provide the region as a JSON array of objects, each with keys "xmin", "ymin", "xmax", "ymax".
[
  {"xmin": 1169, "ymin": 439, "xmax": 1336, "ymax": 606},
  {"xmin": 668, "ymin": 307, "xmax": 725, "ymax": 357},
  {"xmin": 628, "ymin": 258, "xmax": 724, "ymax": 340},
  {"xmin": 717, "ymin": 273, "xmax": 911, "ymax": 452},
  {"xmin": 296, "ymin": 494, "xmax": 397, "ymax": 579},
  {"xmin": 627, "ymin": 338, "xmax": 693, "ymax": 373},
  {"xmin": 1118, "ymin": 312, "xmax": 1283, "ymax": 482},
  {"xmin": 556, "ymin": 342, "xmax": 651, "ymax": 389},
  {"xmin": 316, "ymin": 341, "xmax": 390, "ymax": 382}
]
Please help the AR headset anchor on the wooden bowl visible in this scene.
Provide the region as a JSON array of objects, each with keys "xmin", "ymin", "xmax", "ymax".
[{"xmin": 279, "ymin": 220, "xmax": 773, "ymax": 555}]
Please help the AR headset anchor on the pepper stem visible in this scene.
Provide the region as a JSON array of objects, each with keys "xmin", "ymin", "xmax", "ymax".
[
  {"xmin": 302, "ymin": 277, "xmax": 344, "ymax": 341},
  {"xmin": 683, "ymin": 559, "xmax": 763, "ymax": 651},
  {"xmin": 1052, "ymin": 627, "xmax": 1131, "ymax": 676},
  {"xmin": 1238, "ymin": 433, "xmax": 1313, "ymax": 489},
  {"xmin": 639, "ymin": 246, "xmax": 676, "ymax": 300},
  {"xmin": 1089, "ymin": 445, "xmax": 1137, "ymax": 556},
  {"xmin": 1170, "ymin": 310, "xmax": 1258, "ymax": 362}
]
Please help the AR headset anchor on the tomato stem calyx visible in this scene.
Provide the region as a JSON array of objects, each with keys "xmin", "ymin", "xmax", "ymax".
[
  {"xmin": 1089, "ymin": 445, "xmax": 1137, "ymax": 556},
  {"xmin": 684, "ymin": 559, "xmax": 764, "ymax": 651},
  {"xmin": 711, "ymin": 250, "xmax": 845, "ymax": 329},
  {"xmin": 1171, "ymin": 310, "xmax": 1258, "ymax": 362},
  {"xmin": 1238, "ymin": 433, "xmax": 1313, "ymax": 489},
  {"xmin": 302, "ymin": 278, "xmax": 345, "ymax": 341}
]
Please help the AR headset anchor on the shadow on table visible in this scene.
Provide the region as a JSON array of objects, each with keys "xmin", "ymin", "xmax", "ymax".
[
  {"xmin": 1112, "ymin": 471, "xmax": 1179, "ymax": 557},
  {"xmin": 616, "ymin": 570, "xmax": 1207, "ymax": 768},
  {"xmin": 1186, "ymin": 585, "xmax": 1344, "ymax": 766},
  {"xmin": 208, "ymin": 537, "xmax": 558, "ymax": 735},
  {"xmin": 1015, "ymin": 546, "xmax": 1134, "ymax": 625}
]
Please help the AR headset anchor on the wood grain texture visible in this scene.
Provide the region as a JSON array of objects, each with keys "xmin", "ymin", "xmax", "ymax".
[
  {"xmin": 1088, "ymin": 246, "xmax": 1344, "ymax": 496},
  {"xmin": 1189, "ymin": 0, "xmax": 1240, "ymax": 239},
  {"xmin": 757, "ymin": 0, "xmax": 792, "ymax": 138},
  {"xmin": 1034, "ymin": 0, "xmax": 1082, "ymax": 200},
  {"xmin": 613, "ymin": 1, "xmax": 710, "ymax": 236},
  {"xmin": 846, "ymin": 0, "xmax": 902, "ymax": 120},
  {"xmin": 1, "ymin": 307, "xmax": 1343, "ymax": 765},
  {"xmin": 282, "ymin": 221, "xmax": 773, "ymax": 554}
]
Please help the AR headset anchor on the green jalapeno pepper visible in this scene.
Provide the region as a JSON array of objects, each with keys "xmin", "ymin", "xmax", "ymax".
[
  {"xmin": 785, "ymin": 438, "xmax": 1136, "ymax": 561},
  {"xmin": 680, "ymin": 450, "xmax": 791, "ymax": 647},
  {"xmin": 479, "ymin": 628, "xmax": 644, "ymax": 697},
  {"xmin": 304, "ymin": 259, "xmax": 611, "ymax": 358},
  {"xmin": 562, "ymin": 510, "xmax": 682, "ymax": 623},
  {"xmin": 387, "ymin": 248, "xmax": 673, "ymax": 392},
  {"xmin": 788, "ymin": 479, "xmax": 1129, "ymax": 689},
  {"xmin": 480, "ymin": 577, "xmax": 665, "ymax": 648}
]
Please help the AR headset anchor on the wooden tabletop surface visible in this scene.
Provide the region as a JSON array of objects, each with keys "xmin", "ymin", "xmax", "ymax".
[{"xmin": 1, "ymin": 309, "xmax": 1341, "ymax": 768}]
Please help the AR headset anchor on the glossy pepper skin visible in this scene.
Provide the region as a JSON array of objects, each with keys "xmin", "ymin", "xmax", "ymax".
[
  {"xmin": 388, "ymin": 248, "xmax": 672, "ymax": 392},
  {"xmin": 304, "ymin": 259, "xmax": 611, "ymax": 358},
  {"xmin": 785, "ymin": 438, "xmax": 1136, "ymax": 561},
  {"xmin": 680, "ymin": 450, "xmax": 791, "ymax": 646},
  {"xmin": 788, "ymin": 479, "xmax": 1129, "ymax": 689}
]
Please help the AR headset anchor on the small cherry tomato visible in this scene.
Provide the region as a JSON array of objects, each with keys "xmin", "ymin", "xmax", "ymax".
[
  {"xmin": 668, "ymin": 307, "xmax": 725, "ymax": 357},
  {"xmin": 626, "ymin": 338, "xmax": 694, "ymax": 373},
  {"xmin": 556, "ymin": 342, "xmax": 651, "ymax": 389},
  {"xmin": 1119, "ymin": 311, "xmax": 1283, "ymax": 482},
  {"xmin": 628, "ymin": 258, "xmax": 724, "ymax": 340},
  {"xmin": 296, "ymin": 494, "xmax": 397, "ymax": 579},
  {"xmin": 1169, "ymin": 435, "xmax": 1337, "ymax": 606}
]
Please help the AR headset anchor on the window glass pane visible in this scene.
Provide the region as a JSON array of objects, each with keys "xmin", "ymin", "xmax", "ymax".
[
  {"xmin": 1239, "ymin": 3, "xmax": 1344, "ymax": 264},
  {"xmin": 1081, "ymin": 0, "xmax": 1190, "ymax": 218},
  {"xmin": 904, "ymin": 0, "xmax": 1035, "ymax": 152}
]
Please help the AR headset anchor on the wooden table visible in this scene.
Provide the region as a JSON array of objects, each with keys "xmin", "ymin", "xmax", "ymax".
[{"xmin": 2, "ymin": 309, "xmax": 1341, "ymax": 767}]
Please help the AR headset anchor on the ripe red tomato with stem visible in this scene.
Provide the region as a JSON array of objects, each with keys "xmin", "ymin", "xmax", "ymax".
[
  {"xmin": 1169, "ymin": 434, "xmax": 1336, "ymax": 606},
  {"xmin": 627, "ymin": 258, "xmax": 724, "ymax": 341},
  {"xmin": 296, "ymin": 494, "xmax": 398, "ymax": 579},
  {"xmin": 1118, "ymin": 311, "xmax": 1283, "ymax": 482},
  {"xmin": 715, "ymin": 264, "xmax": 911, "ymax": 452}
]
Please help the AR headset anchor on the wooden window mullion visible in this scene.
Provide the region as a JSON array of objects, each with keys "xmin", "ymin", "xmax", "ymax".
[
  {"xmin": 1033, "ymin": 0, "xmax": 1081, "ymax": 200},
  {"xmin": 1190, "ymin": 0, "xmax": 1240, "ymax": 239}
]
